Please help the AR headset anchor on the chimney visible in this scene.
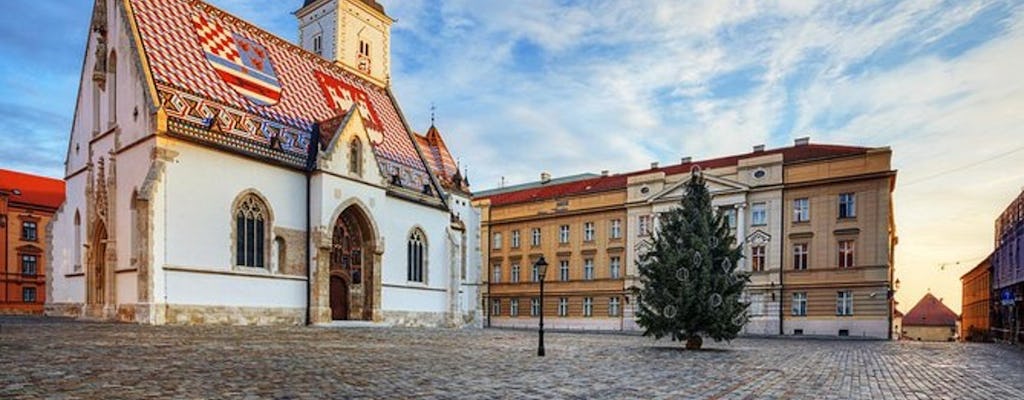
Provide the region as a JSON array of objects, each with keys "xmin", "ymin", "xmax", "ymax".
[
  {"xmin": 540, "ymin": 172, "xmax": 551, "ymax": 183},
  {"xmin": 680, "ymin": 156, "xmax": 692, "ymax": 164},
  {"xmin": 794, "ymin": 137, "xmax": 810, "ymax": 146},
  {"xmin": 601, "ymin": 170, "xmax": 609, "ymax": 177},
  {"xmin": 650, "ymin": 162, "xmax": 659, "ymax": 169},
  {"xmin": 753, "ymin": 144, "xmax": 765, "ymax": 152}
]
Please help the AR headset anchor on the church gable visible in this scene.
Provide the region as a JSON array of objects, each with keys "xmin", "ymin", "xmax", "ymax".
[
  {"xmin": 125, "ymin": 0, "xmax": 438, "ymax": 198},
  {"xmin": 318, "ymin": 106, "xmax": 385, "ymax": 185}
]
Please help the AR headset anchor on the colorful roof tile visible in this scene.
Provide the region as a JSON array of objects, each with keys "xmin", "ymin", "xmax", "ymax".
[
  {"xmin": 129, "ymin": 0, "xmax": 434, "ymax": 190},
  {"xmin": 903, "ymin": 293, "xmax": 959, "ymax": 327},
  {"xmin": 0, "ymin": 169, "xmax": 66, "ymax": 210},
  {"xmin": 413, "ymin": 125, "xmax": 463, "ymax": 190},
  {"xmin": 476, "ymin": 143, "xmax": 871, "ymax": 207}
]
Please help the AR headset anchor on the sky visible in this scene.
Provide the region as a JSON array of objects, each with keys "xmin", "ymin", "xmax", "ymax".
[{"xmin": 2, "ymin": 0, "xmax": 1023, "ymax": 313}]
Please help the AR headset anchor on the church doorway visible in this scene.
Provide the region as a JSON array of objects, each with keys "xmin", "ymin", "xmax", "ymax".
[
  {"xmin": 89, "ymin": 221, "xmax": 108, "ymax": 306},
  {"xmin": 329, "ymin": 206, "xmax": 375, "ymax": 321}
]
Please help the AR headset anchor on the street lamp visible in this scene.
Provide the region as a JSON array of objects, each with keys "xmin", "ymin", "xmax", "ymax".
[{"xmin": 535, "ymin": 255, "xmax": 549, "ymax": 357}]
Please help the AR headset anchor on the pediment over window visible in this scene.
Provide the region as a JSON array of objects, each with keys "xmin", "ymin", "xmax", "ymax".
[
  {"xmin": 648, "ymin": 175, "xmax": 749, "ymax": 203},
  {"xmin": 16, "ymin": 244, "xmax": 43, "ymax": 254},
  {"xmin": 745, "ymin": 230, "xmax": 771, "ymax": 246}
]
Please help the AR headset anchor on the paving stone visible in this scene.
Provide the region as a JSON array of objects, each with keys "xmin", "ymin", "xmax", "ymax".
[{"xmin": 1, "ymin": 316, "xmax": 1023, "ymax": 399}]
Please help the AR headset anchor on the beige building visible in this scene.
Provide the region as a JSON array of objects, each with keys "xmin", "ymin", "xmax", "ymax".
[
  {"xmin": 476, "ymin": 138, "xmax": 896, "ymax": 337},
  {"xmin": 782, "ymin": 145, "xmax": 897, "ymax": 338}
]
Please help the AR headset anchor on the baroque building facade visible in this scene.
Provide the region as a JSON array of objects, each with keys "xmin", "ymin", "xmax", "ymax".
[
  {"xmin": 47, "ymin": 0, "xmax": 481, "ymax": 326},
  {"xmin": 475, "ymin": 139, "xmax": 897, "ymax": 338},
  {"xmin": 1, "ymin": 169, "xmax": 65, "ymax": 314},
  {"xmin": 992, "ymin": 188, "xmax": 1024, "ymax": 342}
]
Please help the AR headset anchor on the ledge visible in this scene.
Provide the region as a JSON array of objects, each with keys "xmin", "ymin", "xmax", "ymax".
[
  {"xmin": 163, "ymin": 265, "xmax": 307, "ymax": 281},
  {"xmin": 381, "ymin": 283, "xmax": 447, "ymax": 292}
]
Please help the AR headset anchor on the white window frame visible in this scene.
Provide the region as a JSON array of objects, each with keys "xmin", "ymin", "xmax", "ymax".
[
  {"xmin": 559, "ymin": 260, "xmax": 570, "ymax": 281},
  {"xmin": 584, "ymin": 258, "xmax": 594, "ymax": 280},
  {"xmin": 610, "ymin": 219, "xmax": 622, "ymax": 239},
  {"xmin": 492, "ymin": 299, "xmax": 501, "ymax": 316},
  {"xmin": 531, "ymin": 228, "xmax": 541, "ymax": 247},
  {"xmin": 751, "ymin": 245, "xmax": 766, "ymax": 272},
  {"xmin": 609, "ymin": 297, "xmax": 621, "ymax": 317},
  {"xmin": 836, "ymin": 290, "xmax": 854, "ymax": 316},
  {"xmin": 558, "ymin": 297, "xmax": 569, "ymax": 317},
  {"xmin": 638, "ymin": 215, "xmax": 652, "ymax": 236},
  {"xmin": 792, "ymin": 292, "xmax": 807, "ymax": 316},
  {"xmin": 838, "ymin": 240, "xmax": 855, "ymax": 268},
  {"xmin": 793, "ymin": 243, "xmax": 808, "ymax": 270},
  {"xmin": 492, "ymin": 263, "xmax": 502, "ymax": 283},
  {"xmin": 583, "ymin": 297, "xmax": 593, "ymax": 317},
  {"xmin": 511, "ymin": 230, "xmax": 520, "ymax": 248},
  {"xmin": 510, "ymin": 298, "xmax": 519, "ymax": 317},
  {"xmin": 530, "ymin": 297, "xmax": 540, "ymax": 316},
  {"xmin": 492, "ymin": 232, "xmax": 502, "ymax": 249},
  {"xmin": 510, "ymin": 262, "xmax": 520, "ymax": 283},
  {"xmin": 793, "ymin": 198, "xmax": 809, "ymax": 222},
  {"xmin": 559, "ymin": 225, "xmax": 570, "ymax": 244},
  {"xmin": 751, "ymin": 202, "xmax": 767, "ymax": 226},
  {"xmin": 584, "ymin": 222, "xmax": 595, "ymax": 242},
  {"xmin": 609, "ymin": 256, "xmax": 621, "ymax": 279},
  {"xmin": 839, "ymin": 193, "xmax": 856, "ymax": 219}
]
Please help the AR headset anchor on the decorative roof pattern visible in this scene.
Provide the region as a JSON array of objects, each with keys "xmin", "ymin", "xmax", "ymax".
[
  {"xmin": 0, "ymin": 169, "xmax": 66, "ymax": 210},
  {"xmin": 413, "ymin": 126, "xmax": 461, "ymax": 189},
  {"xmin": 476, "ymin": 143, "xmax": 871, "ymax": 206},
  {"xmin": 129, "ymin": 0, "xmax": 432, "ymax": 189},
  {"xmin": 903, "ymin": 293, "xmax": 959, "ymax": 327}
]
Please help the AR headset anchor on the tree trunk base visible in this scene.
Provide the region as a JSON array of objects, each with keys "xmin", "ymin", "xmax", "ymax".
[{"xmin": 685, "ymin": 335, "xmax": 703, "ymax": 350}]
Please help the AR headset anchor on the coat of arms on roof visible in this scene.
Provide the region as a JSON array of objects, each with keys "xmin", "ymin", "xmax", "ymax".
[
  {"xmin": 313, "ymin": 71, "xmax": 384, "ymax": 145},
  {"xmin": 193, "ymin": 14, "xmax": 283, "ymax": 106}
]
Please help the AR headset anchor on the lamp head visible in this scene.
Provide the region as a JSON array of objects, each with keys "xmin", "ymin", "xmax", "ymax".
[{"xmin": 534, "ymin": 255, "xmax": 549, "ymax": 278}]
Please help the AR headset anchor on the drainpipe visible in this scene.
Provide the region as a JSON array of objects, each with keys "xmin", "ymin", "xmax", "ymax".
[
  {"xmin": 304, "ymin": 124, "xmax": 320, "ymax": 326},
  {"xmin": 778, "ymin": 189, "xmax": 785, "ymax": 336}
]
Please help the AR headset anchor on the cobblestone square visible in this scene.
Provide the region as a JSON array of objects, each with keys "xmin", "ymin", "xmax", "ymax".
[{"xmin": 2, "ymin": 316, "xmax": 1023, "ymax": 399}]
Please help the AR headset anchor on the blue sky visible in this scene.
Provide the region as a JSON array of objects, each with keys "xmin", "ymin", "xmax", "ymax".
[{"xmin": 2, "ymin": 0, "xmax": 1024, "ymax": 311}]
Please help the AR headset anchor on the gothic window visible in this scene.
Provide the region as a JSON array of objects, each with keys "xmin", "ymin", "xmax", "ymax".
[
  {"xmin": 234, "ymin": 194, "xmax": 269, "ymax": 268},
  {"xmin": 349, "ymin": 138, "xmax": 362, "ymax": 176},
  {"xmin": 275, "ymin": 236, "xmax": 287, "ymax": 273},
  {"xmin": 74, "ymin": 211, "xmax": 82, "ymax": 272},
  {"xmin": 312, "ymin": 33, "xmax": 323, "ymax": 56},
  {"xmin": 108, "ymin": 50, "xmax": 117, "ymax": 126},
  {"xmin": 407, "ymin": 228, "xmax": 426, "ymax": 282}
]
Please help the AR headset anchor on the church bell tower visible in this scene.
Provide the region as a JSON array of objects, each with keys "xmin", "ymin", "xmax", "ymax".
[{"xmin": 296, "ymin": 0, "xmax": 393, "ymax": 86}]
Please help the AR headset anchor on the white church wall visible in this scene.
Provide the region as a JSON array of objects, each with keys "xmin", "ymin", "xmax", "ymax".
[
  {"xmin": 164, "ymin": 270, "xmax": 305, "ymax": 308},
  {"xmin": 49, "ymin": 172, "xmax": 87, "ymax": 306},
  {"xmin": 377, "ymin": 197, "xmax": 452, "ymax": 312}
]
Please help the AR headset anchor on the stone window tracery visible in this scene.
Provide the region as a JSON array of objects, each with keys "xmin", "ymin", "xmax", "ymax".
[
  {"xmin": 235, "ymin": 194, "xmax": 268, "ymax": 268},
  {"xmin": 407, "ymin": 228, "xmax": 426, "ymax": 282}
]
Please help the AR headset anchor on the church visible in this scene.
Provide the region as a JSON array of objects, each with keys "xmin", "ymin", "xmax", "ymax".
[{"xmin": 46, "ymin": 0, "xmax": 483, "ymax": 326}]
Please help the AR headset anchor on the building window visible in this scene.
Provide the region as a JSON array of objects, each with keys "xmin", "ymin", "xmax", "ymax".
[
  {"xmin": 492, "ymin": 232, "xmax": 502, "ymax": 249},
  {"xmin": 312, "ymin": 33, "xmax": 323, "ymax": 55},
  {"xmin": 530, "ymin": 297, "xmax": 540, "ymax": 316},
  {"xmin": 751, "ymin": 245, "xmax": 766, "ymax": 272},
  {"xmin": 836, "ymin": 290, "xmax": 854, "ymax": 316},
  {"xmin": 510, "ymin": 299, "xmax": 519, "ymax": 317},
  {"xmin": 531, "ymin": 263, "xmax": 540, "ymax": 282},
  {"xmin": 234, "ymin": 194, "xmax": 268, "ymax": 268},
  {"xmin": 638, "ymin": 215, "xmax": 652, "ymax": 236},
  {"xmin": 21, "ymin": 255, "xmax": 38, "ymax": 276},
  {"xmin": 751, "ymin": 203, "xmax": 767, "ymax": 226},
  {"xmin": 559, "ymin": 225, "xmax": 570, "ymax": 244},
  {"xmin": 559, "ymin": 260, "xmax": 569, "ymax": 281},
  {"xmin": 723, "ymin": 208, "xmax": 737, "ymax": 229},
  {"xmin": 609, "ymin": 256, "xmax": 621, "ymax": 279},
  {"xmin": 610, "ymin": 219, "xmax": 622, "ymax": 239},
  {"xmin": 492, "ymin": 263, "xmax": 502, "ymax": 283},
  {"xmin": 793, "ymin": 243, "xmax": 808, "ymax": 270},
  {"xmin": 510, "ymin": 263, "xmax": 520, "ymax": 283},
  {"xmin": 359, "ymin": 40, "xmax": 370, "ymax": 57},
  {"xmin": 22, "ymin": 287, "xmax": 37, "ymax": 303},
  {"xmin": 838, "ymin": 240, "xmax": 855, "ymax": 268},
  {"xmin": 558, "ymin": 297, "xmax": 569, "ymax": 317},
  {"xmin": 511, "ymin": 230, "xmax": 520, "ymax": 248},
  {"xmin": 583, "ymin": 297, "xmax": 593, "ymax": 317},
  {"xmin": 73, "ymin": 211, "xmax": 82, "ymax": 272},
  {"xmin": 584, "ymin": 222, "xmax": 595, "ymax": 242},
  {"xmin": 492, "ymin": 299, "xmax": 501, "ymax": 316},
  {"xmin": 349, "ymin": 138, "xmax": 363, "ymax": 176},
  {"xmin": 839, "ymin": 193, "xmax": 856, "ymax": 219},
  {"xmin": 749, "ymin": 293, "xmax": 765, "ymax": 315},
  {"xmin": 609, "ymin": 297, "xmax": 621, "ymax": 317},
  {"xmin": 22, "ymin": 221, "xmax": 38, "ymax": 241},
  {"xmin": 793, "ymin": 198, "xmax": 809, "ymax": 222},
  {"xmin": 584, "ymin": 259, "xmax": 594, "ymax": 280},
  {"xmin": 792, "ymin": 292, "xmax": 807, "ymax": 316},
  {"xmin": 531, "ymin": 228, "xmax": 541, "ymax": 247},
  {"xmin": 407, "ymin": 229, "xmax": 427, "ymax": 282}
]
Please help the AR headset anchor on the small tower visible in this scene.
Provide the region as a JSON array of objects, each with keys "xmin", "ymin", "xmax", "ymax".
[{"xmin": 296, "ymin": 0, "xmax": 393, "ymax": 86}]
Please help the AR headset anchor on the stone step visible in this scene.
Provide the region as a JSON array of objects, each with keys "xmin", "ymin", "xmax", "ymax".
[{"xmin": 315, "ymin": 320, "xmax": 392, "ymax": 329}]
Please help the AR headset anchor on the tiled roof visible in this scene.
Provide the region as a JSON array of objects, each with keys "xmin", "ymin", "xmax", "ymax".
[
  {"xmin": 129, "ymin": 0, "xmax": 432, "ymax": 190},
  {"xmin": 0, "ymin": 169, "xmax": 66, "ymax": 210},
  {"xmin": 413, "ymin": 125, "xmax": 459, "ymax": 187},
  {"xmin": 903, "ymin": 293, "xmax": 959, "ymax": 327},
  {"xmin": 475, "ymin": 143, "xmax": 871, "ymax": 207}
]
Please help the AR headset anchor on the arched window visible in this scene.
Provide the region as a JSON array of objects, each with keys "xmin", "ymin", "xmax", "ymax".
[
  {"xmin": 74, "ymin": 210, "xmax": 82, "ymax": 272},
  {"xmin": 349, "ymin": 137, "xmax": 362, "ymax": 176},
  {"xmin": 235, "ymin": 194, "xmax": 269, "ymax": 268},
  {"xmin": 407, "ymin": 229, "xmax": 426, "ymax": 282}
]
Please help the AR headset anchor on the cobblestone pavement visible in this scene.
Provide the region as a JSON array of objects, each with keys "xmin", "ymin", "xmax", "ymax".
[{"xmin": 2, "ymin": 316, "xmax": 1024, "ymax": 399}]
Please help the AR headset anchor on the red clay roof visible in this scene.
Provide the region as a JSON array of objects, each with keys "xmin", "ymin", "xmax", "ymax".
[
  {"xmin": 414, "ymin": 125, "xmax": 459, "ymax": 184},
  {"xmin": 476, "ymin": 143, "xmax": 871, "ymax": 207},
  {"xmin": 903, "ymin": 293, "xmax": 958, "ymax": 327},
  {"xmin": 0, "ymin": 169, "xmax": 66, "ymax": 210}
]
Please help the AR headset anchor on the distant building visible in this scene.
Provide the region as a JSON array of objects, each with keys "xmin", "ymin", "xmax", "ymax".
[
  {"xmin": 902, "ymin": 293, "xmax": 958, "ymax": 341},
  {"xmin": 474, "ymin": 138, "xmax": 897, "ymax": 338},
  {"xmin": 993, "ymin": 188, "xmax": 1024, "ymax": 342},
  {"xmin": 1, "ymin": 169, "xmax": 65, "ymax": 314},
  {"xmin": 960, "ymin": 255, "xmax": 992, "ymax": 341}
]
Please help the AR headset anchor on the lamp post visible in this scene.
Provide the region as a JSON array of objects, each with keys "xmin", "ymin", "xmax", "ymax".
[{"xmin": 535, "ymin": 255, "xmax": 549, "ymax": 357}]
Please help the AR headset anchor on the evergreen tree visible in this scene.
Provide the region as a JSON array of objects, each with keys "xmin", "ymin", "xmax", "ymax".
[{"xmin": 634, "ymin": 168, "xmax": 749, "ymax": 349}]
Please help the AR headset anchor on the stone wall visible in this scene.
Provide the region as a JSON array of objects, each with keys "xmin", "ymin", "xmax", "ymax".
[
  {"xmin": 165, "ymin": 304, "xmax": 305, "ymax": 326},
  {"xmin": 382, "ymin": 310, "xmax": 454, "ymax": 328}
]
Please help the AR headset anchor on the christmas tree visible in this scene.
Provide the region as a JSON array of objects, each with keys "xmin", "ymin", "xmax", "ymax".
[{"xmin": 634, "ymin": 167, "xmax": 749, "ymax": 349}]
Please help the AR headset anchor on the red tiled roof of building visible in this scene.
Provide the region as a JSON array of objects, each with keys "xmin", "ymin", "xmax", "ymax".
[
  {"xmin": 903, "ymin": 293, "xmax": 959, "ymax": 327},
  {"xmin": 414, "ymin": 125, "xmax": 458, "ymax": 183},
  {"xmin": 476, "ymin": 143, "xmax": 872, "ymax": 207},
  {"xmin": 0, "ymin": 169, "xmax": 66, "ymax": 210}
]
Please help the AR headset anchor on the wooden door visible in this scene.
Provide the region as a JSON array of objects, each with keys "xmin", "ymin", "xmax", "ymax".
[{"xmin": 330, "ymin": 275, "xmax": 349, "ymax": 320}]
